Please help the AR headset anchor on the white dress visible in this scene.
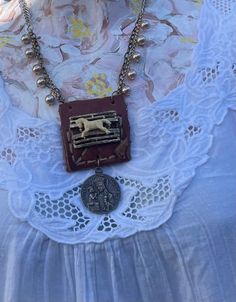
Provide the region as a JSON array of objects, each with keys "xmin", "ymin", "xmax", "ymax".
[{"xmin": 0, "ymin": 0, "xmax": 235, "ymax": 301}]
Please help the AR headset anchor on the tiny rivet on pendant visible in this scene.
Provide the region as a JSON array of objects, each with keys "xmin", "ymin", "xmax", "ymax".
[
  {"xmin": 25, "ymin": 48, "xmax": 35, "ymax": 58},
  {"xmin": 122, "ymin": 85, "xmax": 131, "ymax": 95},
  {"xmin": 21, "ymin": 34, "xmax": 31, "ymax": 44},
  {"xmin": 127, "ymin": 70, "xmax": 137, "ymax": 80},
  {"xmin": 45, "ymin": 94, "xmax": 55, "ymax": 105},
  {"xmin": 141, "ymin": 21, "xmax": 149, "ymax": 30},
  {"xmin": 131, "ymin": 52, "xmax": 141, "ymax": 63},
  {"xmin": 32, "ymin": 63, "xmax": 44, "ymax": 75},
  {"xmin": 137, "ymin": 35, "xmax": 145, "ymax": 46},
  {"xmin": 36, "ymin": 77, "xmax": 46, "ymax": 88}
]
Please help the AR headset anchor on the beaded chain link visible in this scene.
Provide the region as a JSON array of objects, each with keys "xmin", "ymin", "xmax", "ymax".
[{"xmin": 19, "ymin": 0, "xmax": 149, "ymax": 105}]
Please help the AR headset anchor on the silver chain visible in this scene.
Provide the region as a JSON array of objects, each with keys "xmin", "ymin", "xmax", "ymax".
[
  {"xmin": 19, "ymin": 0, "xmax": 147, "ymax": 103},
  {"xmin": 116, "ymin": 0, "xmax": 146, "ymax": 94},
  {"xmin": 19, "ymin": 0, "xmax": 66, "ymax": 103}
]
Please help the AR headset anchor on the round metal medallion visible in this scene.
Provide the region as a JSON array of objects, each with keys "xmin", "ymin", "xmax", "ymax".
[{"xmin": 80, "ymin": 168, "xmax": 121, "ymax": 214}]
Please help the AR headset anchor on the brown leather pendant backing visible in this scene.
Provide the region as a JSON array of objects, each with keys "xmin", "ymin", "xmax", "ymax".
[{"xmin": 59, "ymin": 94, "xmax": 131, "ymax": 172}]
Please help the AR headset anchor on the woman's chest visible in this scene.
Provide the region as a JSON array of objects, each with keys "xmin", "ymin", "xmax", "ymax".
[{"xmin": 0, "ymin": 0, "xmax": 201, "ymax": 120}]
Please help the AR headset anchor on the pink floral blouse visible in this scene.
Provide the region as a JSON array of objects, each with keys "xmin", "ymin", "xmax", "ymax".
[{"xmin": 0, "ymin": 0, "xmax": 201, "ymax": 121}]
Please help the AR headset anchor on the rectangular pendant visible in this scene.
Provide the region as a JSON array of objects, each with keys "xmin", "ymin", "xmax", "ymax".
[{"xmin": 59, "ymin": 94, "xmax": 131, "ymax": 172}]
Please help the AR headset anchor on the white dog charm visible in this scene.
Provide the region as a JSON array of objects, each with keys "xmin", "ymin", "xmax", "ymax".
[{"xmin": 74, "ymin": 117, "xmax": 111, "ymax": 138}]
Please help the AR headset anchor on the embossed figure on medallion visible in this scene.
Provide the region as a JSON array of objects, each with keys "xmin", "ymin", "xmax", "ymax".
[{"xmin": 81, "ymin": 168, "xmax": 121, "ymax": 214}]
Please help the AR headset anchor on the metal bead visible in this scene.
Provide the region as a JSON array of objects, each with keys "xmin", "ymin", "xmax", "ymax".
[
  {"xmin": 36, "ymin": 77, "xmax": 46, "ymax": 88},
  {"xmin": 131, "ymin": 52, "xmax": 141, "ymax": 63},
  {"xmin": 141, "ymin": 21, "xmax": 149, "ymax": 30},
  {"xmin": 45, "ymin": 94, "xmax": 55, "ymax": 105},
  {"xmin": 25, "ymin": 48, "xmax": 35, "ymax": 58},
  {"xmin": 30, "ymin": 33, "xmax": 37, "ymax": 39},
  {"xmin": 32, "ymin": 63, "xmax": 43, "ymax": 75},
  {"xmin": 137, "ymin": 35, "xmax": 146, "ymax": 46},
  {"xmin": 21, "ymin": 34, "xmax": 31, "ymax": 44},
  {"xmin": 127, "ymin": 70, "xmax": 137, "ymax": 80},
  {"xmin": 122, "ymin": 85, "xmax": 131, "ymax": 95}
]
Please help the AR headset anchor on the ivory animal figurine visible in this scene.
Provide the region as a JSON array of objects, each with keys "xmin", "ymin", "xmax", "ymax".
[{"xmin": 74, "ymin": 117, "xmax": 111, "ymax": 138}]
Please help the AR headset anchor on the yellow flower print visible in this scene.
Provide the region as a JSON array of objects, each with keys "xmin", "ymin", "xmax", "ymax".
[
  {"xmin": 179, "ymin": 36, "xmax": 197, "ymax": 44},
  {"xmin": 130, "ymin": 0, "xmax": 143, "ymax": 15},
  {"xmin": 85, "ymin": 73, "xmax": 113, "ymax": 97},
  {"xmin": 68, "ymin": 16, "xmax": 91, "ymax": 39},
  {"xmin": 0, "ymin": 36, "xmax": 11, "ymax": 48},
  {"xmin": 194, "ymin": 0, "xmax": 203, "ymax": 6}
]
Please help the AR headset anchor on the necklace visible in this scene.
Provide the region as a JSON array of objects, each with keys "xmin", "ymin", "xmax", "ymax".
[{"xmin": 19, "ymin": 0, "xmax": 149, "ymax": 214}]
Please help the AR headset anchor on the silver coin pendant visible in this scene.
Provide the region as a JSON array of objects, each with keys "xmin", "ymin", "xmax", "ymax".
[{"xmin": 80, "ymin": 168, "xmax": 121, "ymax": 214}]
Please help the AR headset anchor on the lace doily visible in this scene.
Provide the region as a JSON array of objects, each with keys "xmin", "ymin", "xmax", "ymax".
[{"xmin": 0, "ymin": 0, "xmax": 236, "ymax": 243}]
